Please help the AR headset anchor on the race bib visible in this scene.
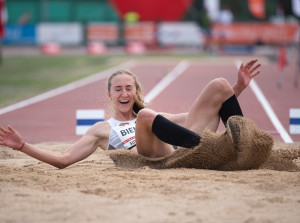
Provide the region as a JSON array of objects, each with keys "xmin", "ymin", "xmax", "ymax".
[{"xmin": 112, "ymin": 121, "xmax": 136, "ymax": 149}]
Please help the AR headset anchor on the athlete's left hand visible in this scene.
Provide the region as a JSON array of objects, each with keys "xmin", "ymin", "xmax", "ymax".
[
  {"xmin": 238, "ymin": 59, "xmax": 261, "ymax": 89},
  {"xmin": 234, "ymin": 59, "xmax": 261, "ymax": 96}
]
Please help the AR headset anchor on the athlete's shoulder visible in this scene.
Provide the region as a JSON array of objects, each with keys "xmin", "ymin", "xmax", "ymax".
[{"xmin": 86, "ymin": 121, "xmax": 111, "ymax": 137}]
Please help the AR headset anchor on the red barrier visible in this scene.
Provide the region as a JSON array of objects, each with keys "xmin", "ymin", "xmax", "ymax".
[
  {"xmin": 41, "ymin": 42, "xmax": 61, "ymax": 55},
  {"xmin": 86, "ymin": 42, "xmax": 107, "ymax": 55},
  {"xmin": 125, "ymin": 41, "xmax": 146, "ymax": 55}
]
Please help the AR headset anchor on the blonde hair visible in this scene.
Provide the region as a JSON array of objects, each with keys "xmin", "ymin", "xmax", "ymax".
[{"xmin": 108, "ymin": 70, "xmax": 145, "ymax": 114}]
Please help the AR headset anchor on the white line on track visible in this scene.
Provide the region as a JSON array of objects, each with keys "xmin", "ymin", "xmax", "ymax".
[
  {"xmin": 249, "ymin": 80, "xmax": 293, "ymax": 143},
  {"xmin": 235, "ymin": 60, "xmax": 293, "ymax": 143},
  {"xmin": 0, "ymin": 60, "xmax": 137, "ymax": 115},
  {"xmin": 144, "ymin": 60, "xmax": 190, "ymax": 103}
]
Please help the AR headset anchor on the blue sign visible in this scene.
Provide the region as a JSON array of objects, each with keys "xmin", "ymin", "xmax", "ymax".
[
  {"xmin": 2, "ymin": 24, "xmax": 36, "ymax": 45},
  {"xmin": 290, "ymin": 108, "xmax": 300, "ymax": 134},
  {"xmin": 76, "ymin": 109, "xmax": 105, "ymax": 135}
]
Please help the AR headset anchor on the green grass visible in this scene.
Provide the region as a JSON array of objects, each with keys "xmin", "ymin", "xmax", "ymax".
[
  {"xmin": 0, "ymin": 53, "xmax": 208, "ymax": 108},
  {"xmin": 0, "ymin": 55, "xmax": 130, "ymax": 108}
]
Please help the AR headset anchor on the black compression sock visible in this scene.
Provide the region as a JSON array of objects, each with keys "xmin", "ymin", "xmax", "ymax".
[
  {"xmin": 219, "ymin": 94, "xmax": 243, "ymax": 126},
  {"xmin": 152, "ymin": 115, "xmax": 201, "ymax": 148}
]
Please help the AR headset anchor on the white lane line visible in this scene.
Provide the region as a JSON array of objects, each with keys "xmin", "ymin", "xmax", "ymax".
[
  {"xmin": 0, "ymin": 60, "xmax": 136, "ymax": 115},
  {"xmin": 235, "ymin": 60, "xmax": 293, "ymax": 143},
  {"xmin": 144, "ymin": 60, "xmax": 190, "ymax": 103},
  {"xmin": 249, "ymin": 80, "xmax": 293, "ymax": 143}
]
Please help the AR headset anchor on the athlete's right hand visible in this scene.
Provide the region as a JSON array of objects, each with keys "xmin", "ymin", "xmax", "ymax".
[{"xmin": 0, "ymin": 125, "xmax": 24, "ymax": 150}]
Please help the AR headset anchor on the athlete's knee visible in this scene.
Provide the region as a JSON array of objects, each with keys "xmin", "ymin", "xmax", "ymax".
[
  {"xmin": 136, "ymin": 108, "xmax": 157, "ymax": 126},
  {"xmin": 210, "ymin": 78, "xmax": 233, "ymax": 96}
]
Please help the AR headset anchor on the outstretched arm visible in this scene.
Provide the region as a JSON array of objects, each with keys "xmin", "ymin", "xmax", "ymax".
[
  {"xmin": 0, "ymin": 125, "xmax": 100, "ymax": 169},
  {"xmin": 233, "ymin": 59, "xmax": 261, "ymax": 97}
]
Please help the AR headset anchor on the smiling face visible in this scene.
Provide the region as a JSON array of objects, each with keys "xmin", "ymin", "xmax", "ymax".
[{"xmin": 107, "ymin": 73, "xmax": 137, "ymax": 118}]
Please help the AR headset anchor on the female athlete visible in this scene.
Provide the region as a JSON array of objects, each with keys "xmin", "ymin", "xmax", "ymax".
[{"xmin": 0, "ymin": 59, "xmax": 261, "ymax": 169}]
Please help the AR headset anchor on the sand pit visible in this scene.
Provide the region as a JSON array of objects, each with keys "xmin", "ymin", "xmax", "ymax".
[{"xmin": 0, "ymin": 141, "xmax": 300, "ymax": 223}]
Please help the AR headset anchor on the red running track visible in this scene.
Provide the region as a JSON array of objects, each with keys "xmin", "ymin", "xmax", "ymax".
[{"xmin": 0, "ymin": 58, "xmax": 299, "ymax": 143}]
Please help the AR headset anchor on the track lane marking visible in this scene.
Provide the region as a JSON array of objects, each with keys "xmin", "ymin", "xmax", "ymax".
[
  {"xmin": 0, "ymin": 60, "xmax": 136, "ymax": 115},
  {"xmin": 235, "ymin": 60, "xmax": 293, "ymax": 143},
  {"xmin": 144, "ymin": 60, "xmax": 190, "ymax": 103}
]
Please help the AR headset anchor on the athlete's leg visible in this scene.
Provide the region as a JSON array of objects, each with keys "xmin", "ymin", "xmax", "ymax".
[
  {"xmin": 135, "ymin": 108, "xmax": 201, "ymax": 157},
  {"xmin": 136, "ymin": 78, "xmax": 243, "ymax": 157},
  {"xmin": 184, "ymin": 78, "xmax": 238, "ymax": 133},
  {"xmin": 152, "ymin": 114, "xmax": 200, "ymax": 148},
  {"xmin": 135, "ymin": 109, "xmax": 174, "ymax": 158},
  {"xmin": 219, "ymin": 94, "xmax": 243, "ymax": 126}
]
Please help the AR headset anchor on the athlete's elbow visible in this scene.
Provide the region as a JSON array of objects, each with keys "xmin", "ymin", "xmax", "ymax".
[
  {"xmin": 53, "ymin": 161, "xmax": 68, "ymax": 169},
  {"xmin": 55, "ymin": 162, "xmax": 69, "ymax": 169},
  {"xmin": 54, "ymin": 156, "xmax": 72, "ymax": 169}
]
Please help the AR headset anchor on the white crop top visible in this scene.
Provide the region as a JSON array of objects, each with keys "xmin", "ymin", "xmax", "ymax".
[{"xmin": 106, "ymin": 118, "xmax": 136, "ymax": 150}]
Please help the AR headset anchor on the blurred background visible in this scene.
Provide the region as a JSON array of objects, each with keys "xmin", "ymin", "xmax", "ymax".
[
  {"xmin": 0, "ymin": 0, "xmax": 299, "ymax": 55},
  {"xmin": 0, "ymin": 0, "xmax": 300, "ymax": 142}
]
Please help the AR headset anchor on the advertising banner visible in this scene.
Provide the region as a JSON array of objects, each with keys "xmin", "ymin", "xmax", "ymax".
[
  {"xmin": 124, "ymin": 22, "xmax": 156, "ymax": 45},
  {"xmin": 212, "ymin": 23, "xmax": 299, "ymax": 44},
  {"xmin": 37, "ymin": 23, "xmax": 83, "ymax": 45},
  {"xmin": 2, "ymin": 24, "xmax": 36, "ymax": 44},
  {"xmin": 158, "ymin": 22, "xmax": 204, "ymax": 46},
  {"xmin": 86, "ymin": 23, "xmax": 118, "ymax": 44}
]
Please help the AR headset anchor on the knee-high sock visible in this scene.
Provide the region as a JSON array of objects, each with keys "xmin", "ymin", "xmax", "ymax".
[
  {"xmin": 152, "ymin": 115, "xmax": 201, "ymax": 149},
  {"xmin": 219, "ymin": 94, "xmax": 243, "ymax": 126}
]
